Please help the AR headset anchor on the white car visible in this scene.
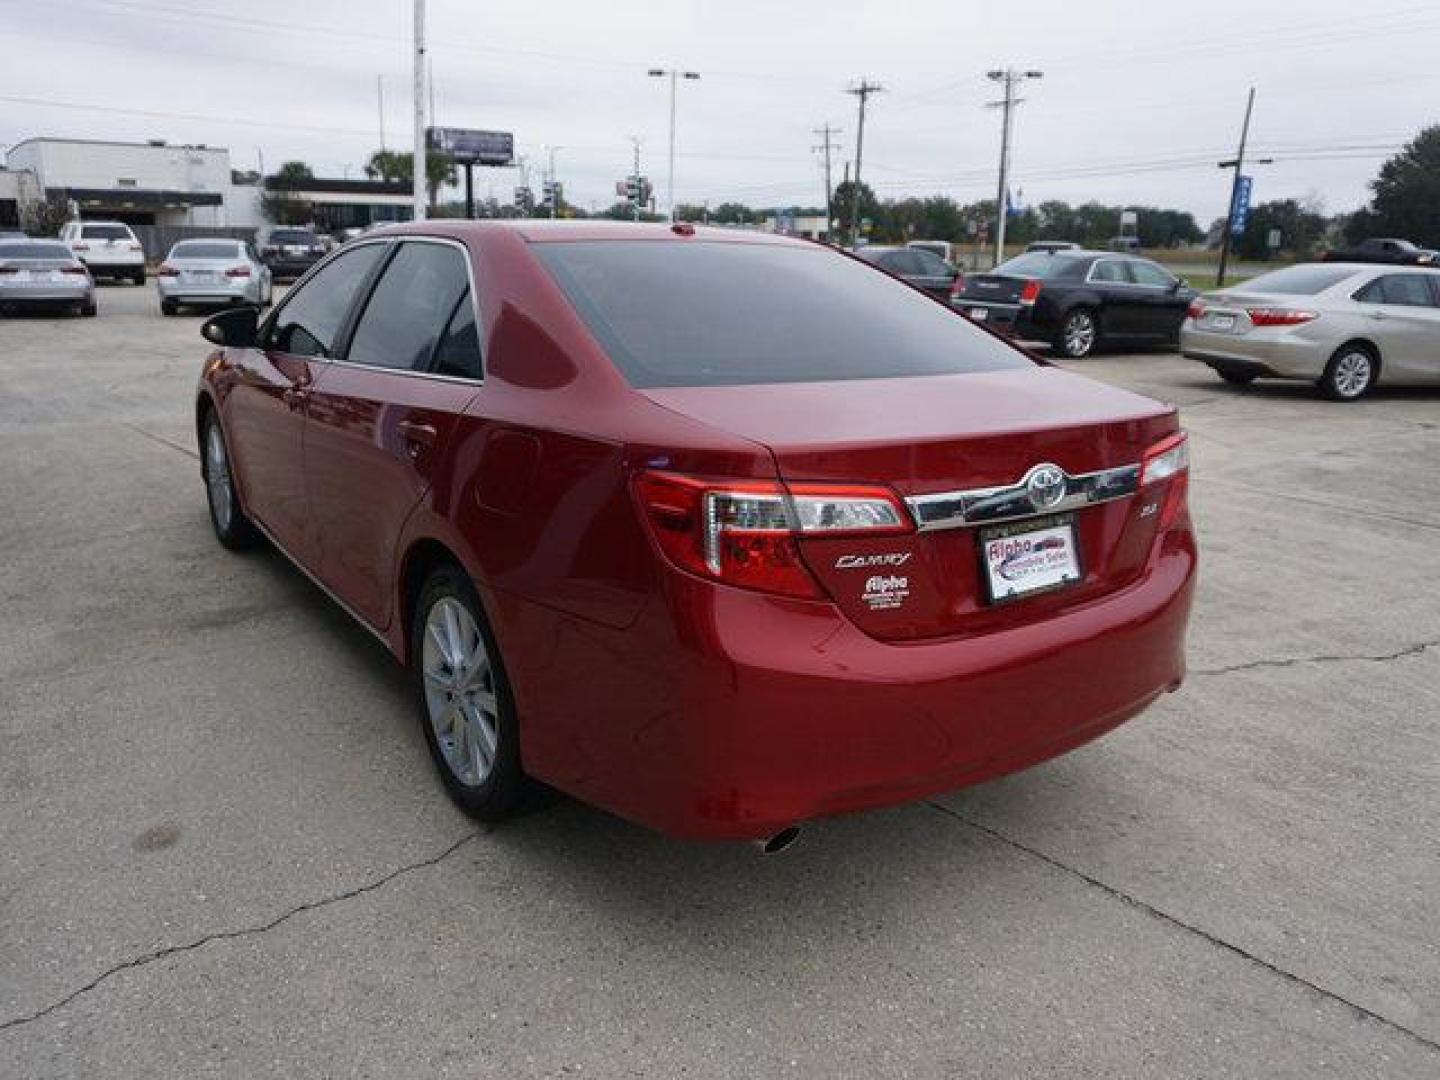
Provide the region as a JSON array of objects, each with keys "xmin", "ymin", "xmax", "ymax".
[
  {"xmin": 59, "ymin": 220, "xmax": 146, "ymax": 285},
  {"xmin": 1182, "ymin": 262, "xmax": 1440, "ymax": 401},
  {"xmin": 155, "ymin": 238, "xmax": 272, "ymax": 315}
]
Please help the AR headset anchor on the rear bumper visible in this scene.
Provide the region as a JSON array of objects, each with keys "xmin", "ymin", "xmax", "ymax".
[
  {"xmin": 157, "ymin": 279, "xmax": 255, "ymax": 302},
  {"xmin": 0, "ymin": 283, "xmax": 92, "ymax": 304},
  {"xmin": 952, "ymin": 300, "xmax": 1045, "ymax": 340},
  {"xmin": 1181, "ymin": 326, "xmax": 1326, "ymax": 379},
  {"xmin": 79, "ymin": 258, "xmax": 143, "ymax": 272},
  {"xmin": 508, "ymin": 525, "xmax": 1196, "ymax": 841}
]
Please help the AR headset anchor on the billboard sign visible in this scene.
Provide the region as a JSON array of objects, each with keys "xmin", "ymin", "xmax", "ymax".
[{"xmin": 427, "ymin": 127, "xmax": 514, "ymax": 166}]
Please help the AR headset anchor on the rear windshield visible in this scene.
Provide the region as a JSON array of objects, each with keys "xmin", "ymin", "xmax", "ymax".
[
  {"xmin": 1235, "ymin": 265, "xmax": 1360, "ymax": 295},
  {"xmin": 270, "ymin": 230, "xmax": 316, "ymax": 244},
  {"xmin": 535, "ymin": 241, "xmax": 1029, "ymax": 388},
  {"xmin": 171, "ymin": 241, "xmax": 241, "ymax": 259},
  {"xmin": 0, "ymin": 242, "xmax": 72, "ymax": 260},
  {"xmin": 993, "ymin": 251, "xmax": 1080, "ymax": 279},
  {"xmin": 81, "ymin": 224, "xmax": 131, "ymax": 240}
]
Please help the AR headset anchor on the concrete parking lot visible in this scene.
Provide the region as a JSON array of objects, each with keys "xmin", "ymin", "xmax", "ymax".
[{"xmin": 2, "ymin": 282, "xmax": 1438, "ymax": 1078}]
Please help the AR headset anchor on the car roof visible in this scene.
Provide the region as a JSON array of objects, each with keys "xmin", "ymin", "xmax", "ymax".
[{"xmin": 368, "ymin": 219, "xmax": 809, "ymax": 247}]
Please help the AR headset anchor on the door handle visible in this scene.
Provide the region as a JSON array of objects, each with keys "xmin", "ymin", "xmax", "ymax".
[{"xmin": 397, "ymin": 419, "xmax": 438, "ymax": 451}]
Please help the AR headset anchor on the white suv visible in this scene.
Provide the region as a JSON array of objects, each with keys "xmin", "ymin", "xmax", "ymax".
[{"xmin": 60, "ymin": 220, "xmax": 146, "ymax": 284}]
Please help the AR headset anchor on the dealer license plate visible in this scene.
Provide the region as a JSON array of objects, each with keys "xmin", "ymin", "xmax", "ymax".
[
  {"xmin": 980, "ymin": 514, "xmax": 1082, "ymax": 603},
  {"xmin": 1204, "ymin": 312, "xmax": 1236, "ymax": 332},
  {"xmin": 968, "ymin": 306, "xmax": 988, "ymax": 321}
]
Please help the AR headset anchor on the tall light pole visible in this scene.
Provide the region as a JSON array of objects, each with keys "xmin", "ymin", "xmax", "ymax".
[
  {"xmin": 543, "ymin": 144, "xmax": 563, "ymax": 219},
  {"xmin": 411, "ymin": 0, "xmax": 426, "ymax": 221},
  {"xmin": 986, "ymin": 67, "xmax": 1042, "ymax": 266},
  {"xmin": 844, "ymin": 80, "xmax": 883, "ymax": 247},
  {"xmin": 648, "ymin": 67, "xmax": 700, "ymax": 221}
]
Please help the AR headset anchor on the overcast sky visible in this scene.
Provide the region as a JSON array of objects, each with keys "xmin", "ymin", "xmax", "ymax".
[{"xmin": 2, "ymin": 0, "xmax": 1437, "ymax": 223}]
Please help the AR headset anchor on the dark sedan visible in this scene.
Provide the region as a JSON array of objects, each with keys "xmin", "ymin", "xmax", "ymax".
[
  {"xmin": 260, "ymin": 228, "xmax": 327, "ymax": 280},
  {"xmin": 854, "ymin": 245, "xmax": 959, "ymax": 300},
  {"xmin": 953, "ymin": 250, "xmax": 1197, "ymax": 358}
]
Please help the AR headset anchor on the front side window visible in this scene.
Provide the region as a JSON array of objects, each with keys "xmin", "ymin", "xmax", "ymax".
[
  {"xmin": 266, "ymin": 244, "xmax": 385, "ymax": 358},
  {"xmin": 1357, "ymin": 274, "xmax": 1437, "ymax": 307},
  {"xmin": 345, "ymin": 242, "xmax": 471, "ymax": 372},
  {"xmin": 535, "ymin": 240, "xmax": 1030, "ymax": 388}
]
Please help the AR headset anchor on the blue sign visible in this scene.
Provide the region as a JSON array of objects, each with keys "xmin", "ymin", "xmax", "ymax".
[{"xmin": 1230, "ymin": 175, "xmax": 1253, "ymax": 234}]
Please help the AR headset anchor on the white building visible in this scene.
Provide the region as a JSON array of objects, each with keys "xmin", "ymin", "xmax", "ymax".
[
  {"xmin": 4, "ymin": 137, "xmax": 252, "ymax": 227},
  {"xmin": 0, "ymin": 166, "xmax": 44, "ymax": 229}
]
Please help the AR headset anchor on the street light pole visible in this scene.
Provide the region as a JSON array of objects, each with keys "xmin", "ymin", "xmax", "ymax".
[
  {"xmin": 649, "ymin": 67, "xmax": 700, "ymax": 221},
  {"xmin": 986, "ymin": 67, "xmax": 1042, "ymax": 267},
  {"xmin": 1215, "ymin": 88, "xmax": 1273, "ymax": 287},
  {"xmin": 411, "ymin": 0, "xmax": 426, "ymax": 221}
]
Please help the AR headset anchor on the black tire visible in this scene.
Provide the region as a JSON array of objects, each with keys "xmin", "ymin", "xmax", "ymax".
[
  {"xmin": 1319, "ymin": 343, "xmax": 1377, "ymax": 402},
  {"xmin": 161, "ymin": 300, "xmax": 178, "ymax": 317},
  {"xmin": 132, "ymin": 269, "xmax": 147, "ymax": 286},
  {"xmin": 1055, "ymin": 307, "xmax": 1099, "ymax": 358},
  {"xmin": 1216, "ymin": 368, "xmax": 1256, "ymax": 386},
  {"xmin": 200, "ymin": 410, "xmax": 260, "ymax": 549},
  {"xmin": 411, "ymin": 564, "xmax": 525, "ymax": 821},
  {"xmin": 82, "ymin": 301, "xmax": 97, "ymax": 317}
]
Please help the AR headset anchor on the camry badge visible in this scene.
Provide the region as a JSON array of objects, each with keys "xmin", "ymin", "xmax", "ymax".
[{"xmin": 1024, "ymin": 464, "xmax": 1067, "ymax": 512}]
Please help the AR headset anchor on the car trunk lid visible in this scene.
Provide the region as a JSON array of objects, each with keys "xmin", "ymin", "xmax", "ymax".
[{"xmin": 641, "ymin": 367, "xmax": 1179, "ymax": 640}]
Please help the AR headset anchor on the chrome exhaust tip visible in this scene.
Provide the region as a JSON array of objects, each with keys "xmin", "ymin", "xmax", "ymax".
[{"xmin": 754, "ymin": 825, "xmax": 802, "ymax": 855}]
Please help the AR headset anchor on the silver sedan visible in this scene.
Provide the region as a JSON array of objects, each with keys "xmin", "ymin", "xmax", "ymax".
[
  {"xmin": 0, "ymin": 238, "xmax": 96, "ymax": 316},
  {"xmin": 156, "ymin": 238, "xmax": 272, "ymax": 316},
  {"xmin": 1182, "ymin": 262, "xmax": 1440, "ymax": 401}
]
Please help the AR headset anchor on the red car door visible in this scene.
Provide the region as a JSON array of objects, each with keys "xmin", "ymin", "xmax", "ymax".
[
  {"xmin": 222, "ymin": 243, "xmax": 388, "ymax": 562},
  {"xmin": 303, "ymin": 239, "xmax": 481, "ymax": 630}
]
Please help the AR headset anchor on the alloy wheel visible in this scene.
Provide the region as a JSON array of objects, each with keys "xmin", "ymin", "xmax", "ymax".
[
  {"xmin": 1063, "ymin": 311, "xmax": 1096, "ymax": 357},
  {"xmin": 421, "ymin": 597, "xmax": 500, "ymax": 788},
  {"xmin": 1332, "ymin": 351, "xmax": 1372, "ymax": 399},
  {"xmin": 204, "ymin": 421, "xmax": 234, "ymax": 532}
]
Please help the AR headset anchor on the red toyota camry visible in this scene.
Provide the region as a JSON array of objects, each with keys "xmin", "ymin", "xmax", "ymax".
[{"xmin": 194, "ymin": 221, "xmax": 1195, "ymax": 847}]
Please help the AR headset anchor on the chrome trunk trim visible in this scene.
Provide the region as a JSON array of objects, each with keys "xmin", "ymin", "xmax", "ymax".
[{"xmin": 905, "ymin": 462, "xmax": 1141, "ymax": 531}]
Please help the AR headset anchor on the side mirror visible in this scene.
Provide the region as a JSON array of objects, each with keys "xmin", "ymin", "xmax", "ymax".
[
  {"xmin": 1170, "ymin": 278, "xmax": 1187, "ymax": 292},
  {"xmin": 201, "ymin": 306, "xmax": 259, "ymax": 348}
]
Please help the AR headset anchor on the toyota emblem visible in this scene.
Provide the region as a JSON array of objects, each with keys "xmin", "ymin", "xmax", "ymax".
[{"xmin": 1025, "ymin": 464, "xmax": 1067, "ymax": 511}]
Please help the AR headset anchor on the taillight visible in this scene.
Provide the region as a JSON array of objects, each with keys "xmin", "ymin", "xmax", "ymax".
[
  {"xmin": 633, "ymin": 470, "xmax": 912, "ymax": 599},
  {"xmin": 72, "ymin": 243, "xmax": 89, "ymax": 251},
  {"xmin": 949, "ymin": 273, "xmax": 965, "ymax": 300},
  {"xmin": 1140, "ymin": 432, "xmax": 1190, "ymax": 529},
  {"xmin": 127, "ymin": 242, "xmax": 143, "ymax": 251},
  {"xmin": 1185, "ymin": 299, "xmax": 1205, "ymax": 320},
  {"xmin": 225, "ymin": 265, "xmax": 252, "ymax": 278},
  {"xmin": 1019, "ymin": 278, "xmax": 1042, "ymax": 305},
  {"xmin": 1246, "ymin": 307, "xmax": 1318, "ymax": 327},
  {"xmin": 156, "ymin": 263, "xmax": 178, "ymax": 277}
]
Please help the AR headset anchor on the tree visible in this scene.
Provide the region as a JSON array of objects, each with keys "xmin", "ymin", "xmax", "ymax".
[
  {"xmin": 364, "ymin": 149, "xmax": 457, "ymax": 208},
  {"xmin": 19, "ymin": 196, "xmax": 73, "ymax": 237},
  {"xmin": 1363, "ymin": 125, "xmax": 1440, "ymax": 247},
  {"xmin": 273, "ymin": 161, "xmax": 315, "ymax": 184},
  {"xmin": 1236, "ymin": 198, "xmax": 1328, "ymax": 259},
  {"xmin": 831, "ymin": 180, "xmax": 878, "ymax": 239}
]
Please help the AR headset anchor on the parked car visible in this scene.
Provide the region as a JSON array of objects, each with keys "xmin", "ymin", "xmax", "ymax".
[
  {"xmin": 906, "ymin": 239, "xmax": 952, "ymax": 262},
  {"xmin": 854, "ymin": 244, "xmax": 959, "ymax": 300},
  {"xmin": 155, "ymin": 238, "xmax": 272, "ymax": 315},
  {"xmin": 60, "ymin": 220, "xmax": 146, "ymax": 284},
  {"xmin": 952, "ymin": 250, "xmax": 1197, "ymax": 357},
  {"xmin": 194, "ymin": 221, "xmax": 1195, "ymax": 846},
  {"xmin": 1027, "ymin": 240, "xmax": 1081, "ymax": 253},
  {"xmin": 0, "ymin": 237, "xmax": 96, "ymax": 316},
  {"xmin": 259, "ymin": 227, "xmax": 326, "ymax": 279},
  {"xmin": 1181, "ymin": 262, "xmax": 1440, "ymax": 400}
]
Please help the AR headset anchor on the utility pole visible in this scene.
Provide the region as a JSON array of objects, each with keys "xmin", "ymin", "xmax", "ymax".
[
  {"xmin": 411, "ymin": 0, "xmax": 426, "ymax": 221},
  {"xmin": 629, "ymin": 136, "xmax": 643, "ymax": 222},
  {"xmin": 544, "ymin": 144, "xmax": 563, "ymax": 219},
  {"xmin": 377, "ymin": 75, "xmax": 386, "ymax": 151},
  {"xmin": 1215, "ymin": 88, "xmax": 1272, "ymax": 287},
  {"xmin": 427, "ymin": 59, "xmax": 436, "ymax": 131},
  {"xmin": 845, "ymin": 79, "xmax": 882, "ymax": 247},
  {"xmin": 812, "ymin": 123, "xmax": 841, "ymax": 242},
  {"xmin": 648, "ymin": 67, "xmax": 701, "ymax": 221},
  {"xmin": 986, "ymin": 67, "xmax": 1042, "ymax": 267}
]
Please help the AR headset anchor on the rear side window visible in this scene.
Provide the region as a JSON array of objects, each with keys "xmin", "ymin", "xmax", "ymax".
[
  {"xmin": 912, "ymin": 250, "xmax": 953, "ymax": 275},
  {"xmin": 432, "ymin": 289, "xmax": 483, "ymax": 379},
  {"xmin": 1128, "ymin": 260, "xmax": 1175, "ymax": 287},
  {"xmin": 0, "ymin": 243, "xmax": 72, "ymax": 259},
  {"xmin": 171, "ymin": 242, "xmax": 241, "ymax": 260},
  {"xmin": 1090, "ymin": 260, "xmax": 1132, "ymax": 284},
  {"xmin": 1354, "ymin": 274, "xmax": 1437, "ymax": 307},
  {"xmin": 81, "ymin": 224, "xmax": 130, "ymax": 240},
  {"xmin": 1242, "ymin": 265, "xmax": 1360, "ymax": 295},
  {"xmin": 266, "ymin": 244, "xmax": 385, "ymax": 357},
  {"xmin": 534, "ymin": 240, "xmax": 1029, "ymax": 388},
  {"xmin": 345, "ymin": 242, "xmax": 471, "ymax": 372}
]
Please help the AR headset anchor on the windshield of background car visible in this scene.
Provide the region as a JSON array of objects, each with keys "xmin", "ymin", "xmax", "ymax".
[
  {"xmin": 1236, "ymin": 265, "xmax": 1361, "ymax": 295},
  {"xmin": 172, "ymin": 242, "xmax": 241, "ymax": 260},
  {"xmin": 534, "ymin": 240, "xmax": 1031, "ymax": 388},
  {"xmin": 0, "ymin": 242, "xmax": 73, "ymax": 260},
  {"xmin": 81, "ymin": 225, "xmax": 130, "ymax": 240},
  {"xmin": 993, "ymin": 252, "xmax": 1079, "ymax": 279},
  {"xmin": 271, "ymin": 231, "xmax": 316, "ymax": 244}
]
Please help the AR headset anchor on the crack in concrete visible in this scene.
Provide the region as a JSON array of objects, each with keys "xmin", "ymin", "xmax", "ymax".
[
  {"xmin": 927, "ymin": 801, "xmax": 1440, "ymax": 1056},
  {"xmin": 120, "ymin": 420, "xmax": 198, "ymax": 460},
  {"xmin": 1194, "ymin": 638, "xmax": 1440, "ymax": 677},
  {"xmin": 0, "ymin": 831, "xmax": 480, "ymax": 1036}
]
